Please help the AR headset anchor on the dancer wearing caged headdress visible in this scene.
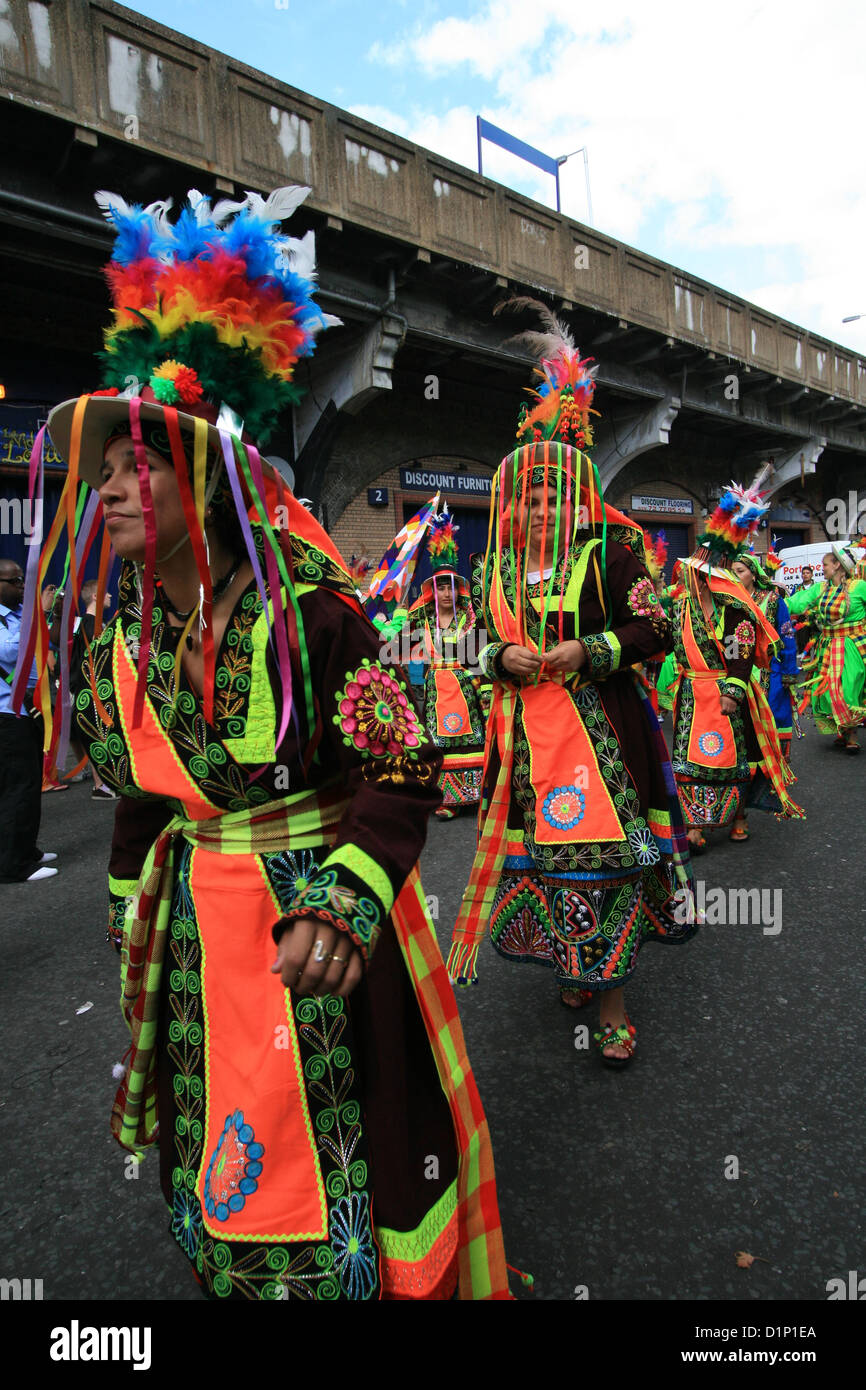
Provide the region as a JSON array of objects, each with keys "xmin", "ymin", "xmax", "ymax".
[
  {"xmin": 670, "ymin": 472, "xmax": 805, "ymax": 850},
  {"xmin": 409, "ymin": 510, "xmax": 486, "ymax": 819},
  {"xmin": 12, "ymin": 186, "xmax": 509, "ymax": 1300},
  {"xmin": 448, "ymin": 300, "xmax": 698, "ymax": 1068}
]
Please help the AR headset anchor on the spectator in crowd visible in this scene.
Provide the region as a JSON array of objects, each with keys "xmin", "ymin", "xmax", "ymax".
[{"xmin": 0, "ymin": 558, "xmax": 58, "ymax": 881}]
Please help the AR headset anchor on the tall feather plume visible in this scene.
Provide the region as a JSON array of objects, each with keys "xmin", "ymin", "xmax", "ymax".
[{"xmin": 494, "ymin": 297, "xmax": 598, "ymax": 446}]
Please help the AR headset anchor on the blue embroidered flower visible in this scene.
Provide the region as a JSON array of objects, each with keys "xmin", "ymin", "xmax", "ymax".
[
  {"xmin": 171, "ymin": 1187, "xmax": 201, "ymax": 1259},
  {"xmin": 627, "ymin": 824, "xmax": 661, "ymax": 867},
  {"xmin": 698, "ymin": 731, "xmax": 724, "ymax": 757},
  {"xmin": 203, "ymin": 1110, "xmax": 265, "ymax": 1222},
  {"xmin": 267, "ymin": 850, "xmax": 321, "ymax": 909},
  {"xmin": 330, "ymin": 1191, "xmax": 377, "ymax": 1300},
  {"xmin": 542, "ymin": 786, "xmax": 585, "ymax": 830}
]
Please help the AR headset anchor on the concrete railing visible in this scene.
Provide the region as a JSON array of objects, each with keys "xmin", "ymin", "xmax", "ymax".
[{"xmin": 2, "ymin": 0, "xmax": 864, "ymax": 405}]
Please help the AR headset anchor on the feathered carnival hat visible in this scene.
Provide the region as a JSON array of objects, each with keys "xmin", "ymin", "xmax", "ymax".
[
  {"xmin": 686, "ymin": 464, "xmax": 772, "ymax": 577},
  {"xmin": 472, "ymin": 299, "xmax": 648, "ymax": 651},
  {"xmin": 11, "ymin": 184, "xmax": 352, "ymax": 759},
  {"xmin": 417, "ymin": 510, "xmax": 469, "ymax": 598},
  {"xmin": 643, "ymin": 529, "xmax": 668, "ymax": 583}
]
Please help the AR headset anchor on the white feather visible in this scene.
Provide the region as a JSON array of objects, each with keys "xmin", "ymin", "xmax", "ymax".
[
  {"xmin": 94, "ymin": 190, "xmax": 134, "ymax": 223},
  {"xmin": 281, "ymin": 230, "xmax": 316, "ymax": 278},
  {"xmin": 187, "ymin": 189, "xmax": 213, "ymax": 224},
  {"xmin": 252, "ymin": 186, "xmax": 311, "ymax": 224}
]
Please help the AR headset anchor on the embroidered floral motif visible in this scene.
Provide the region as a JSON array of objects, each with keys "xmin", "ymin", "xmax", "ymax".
[
  {"xmin": 265, "ymin": 850, "xmax": 321, "ymax": 909},
  {"xmin": 172, "ymin": 1188, "xmax": 202, "ymax": 1259},
  {"xmin": 203, "ymin": 1110, "xmax": 265, "ymax": 1222},
  {"xmin": 334, "ymin": 659, "xmax": 424, "ymax": 758},
  {"xmin": 626, "ymin": 824, "xmax": 661, "ymax": 866},
  {"xmin": 627, "ymin": 576, "xmax": 669, "ymax": 637},
  {"xmin": 287, "ymin": 867, "xmax": 380, "ymax": 949},
  {"xmin": 698, "ymin": 730, "xmax": 725, "ymax": 756},
  {"xmin": 732, "ymin": 619, "xmax": 755, "ymax": 661},
  {"xmin": 330, "ymin": 1191, "xmax": 378, "ymax": 1300},
  {"xmin": 542, "ymin": 785, "xmax": 586, "ymax": 830},
  {"xmin": 581, "ymin": 632, "xmax": 616, "ymax": 679},
  {"xmin": 442, "ymin": 711, "xmax": 466, "ymax": 734}
]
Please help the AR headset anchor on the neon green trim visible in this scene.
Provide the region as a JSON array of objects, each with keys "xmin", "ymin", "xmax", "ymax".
[
  {"xmin": 223, "ymin": 609, "xmax": 277, "ymax": 763},
  {"xmin": 108, "ymin": 875, "xmax": 138, "ymax": 897},
  {"xmin": 323, "ymin": 843, "xmax": 395, "ymax": 917},
  {"xmin": 563, "ymin": 538, "xmax": 601, "ymax": 628},
  {"xmin": 724, "ymin": 677, "xmax": 748, "ymax": 692},
  {"xmin": 375, "ymin": 1180, "xmax": 457, "ymax": 1262}
]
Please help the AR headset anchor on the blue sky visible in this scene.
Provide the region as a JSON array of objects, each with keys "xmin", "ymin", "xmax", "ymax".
[{"xmin": 126, "ymin": 1, "xmax": 866, "ymax": 351}]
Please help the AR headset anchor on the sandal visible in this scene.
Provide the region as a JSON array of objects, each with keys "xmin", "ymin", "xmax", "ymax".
[
  {"xmin": 593, "ymin": 1015, "xmax": 637, "ymax": 1069},
  {"xmin": 687, "ymin": 832, "xmax": 707, "ymax": 854},
  {"xmin": 435, "ymin": 806, "xmax": 457, "ymax": 820},
  {"xmin": 729, "ymin": 818, "xmax": 749, "ymax": 842},
  {"xmin": 559, "ymin": 985, "xmax": 593, "ymax": 1009},
  {"xmin": 845, "ymin": 740, "xmax": 860, "ymax": 755}
]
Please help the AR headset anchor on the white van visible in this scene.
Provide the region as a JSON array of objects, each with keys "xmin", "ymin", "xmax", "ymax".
[{"xmin": 776, "ymin": 542, "xmax": 829, "ymax": 592}]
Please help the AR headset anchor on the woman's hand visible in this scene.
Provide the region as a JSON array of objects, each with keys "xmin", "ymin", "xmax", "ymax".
[
  {"xmin": 542, "ymin": 640, "xmax": 587, "ymax": 674},
  {"xmin": 719, "ymin": 695, "xmax": 738, "ymax": 715},
  {"xmin": 501, "ymin": 644, "xmax": 543, "ymax": 677},
  {"xmin": 271, "ymin": 915, "xmax": 364, "ymax": 998}
]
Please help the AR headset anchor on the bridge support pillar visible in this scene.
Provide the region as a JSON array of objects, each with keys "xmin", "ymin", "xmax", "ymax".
[
  {"xmin": 593, "ymin": 395, "xmax": 681, "ymax": 492},
  {"xmin": 294, "ymin": 310, "xmax": 408, "ymax": 453},
  {"xmin": 762, "ymin": 437, "xmax": 825, "ymax": 496}
]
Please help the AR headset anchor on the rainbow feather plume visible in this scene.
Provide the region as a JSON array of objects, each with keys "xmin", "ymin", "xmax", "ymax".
[
  {"xmin": 427, "ymin": 509, "xmax": 460, "ymax": 573},
  {"xmin": 494, "ymin": 297, "xmax": 599, "ymax": 447},
  {"xmin": 697, "ymin": 466, "xmax": 771, "ymax": 559},
  {"xmin": 94, "ymin": 186, "xmax": 341, "ymax": 442}
]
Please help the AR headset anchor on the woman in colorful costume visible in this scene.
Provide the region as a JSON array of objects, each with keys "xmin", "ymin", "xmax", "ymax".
[
  {"xmin": 410, "ymin": 511, "xmax": 486, "ymax": 819},
  {"xmin": 448, "ymin": 302, "xmax": 697, "ymax": 1067},
  {"xmin": 786, "ymin": 543, "xmax": 866, "ymax": 754},
  {"xmin": 12, "ymin": 187, "xmax": 509, "ymax": 1300},
  {"xmin": 731, "ymin": 549, "xmax": 798, "ymax": 757},
  {"xmin": 670, "ymin": 477, "xmax": 805, "ymax": 850}
]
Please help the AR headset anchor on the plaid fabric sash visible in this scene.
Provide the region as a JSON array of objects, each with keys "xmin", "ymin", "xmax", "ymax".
[
  {"xmin": 393, "ymin": 871, "xmax": 510, "ymax": 1299},
  {"xmin": 111, "ymin": 787, "xmax": 349, "ymax": 1152},
  {"xmin": 447, "ymin": 684, "xmax": 516, "ymax": 984},
  {"xmin": 745, "ymin": 680, "xmax": 805, "ymax": 819}
]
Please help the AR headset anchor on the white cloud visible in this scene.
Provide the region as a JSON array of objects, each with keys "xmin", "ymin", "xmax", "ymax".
[{"xmin": 363, "ymin": 0, "xmax": 866, "ymax": 348}]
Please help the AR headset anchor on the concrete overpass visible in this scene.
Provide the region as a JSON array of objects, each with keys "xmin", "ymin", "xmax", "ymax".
[{"xmin": 2, "ymin": 0, "xmax": 864, "ymax": 551}]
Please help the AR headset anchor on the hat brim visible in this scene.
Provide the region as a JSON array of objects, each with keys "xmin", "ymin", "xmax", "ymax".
[
  {"xmin": 47, "ymin": 396, "xmax": 232, "ymax": 491},
  {"xmin": 682, "ymin": 555, "xmax": 733, "ymax": 579}
]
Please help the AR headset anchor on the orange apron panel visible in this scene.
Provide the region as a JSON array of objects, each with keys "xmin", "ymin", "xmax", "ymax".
[
  {"xmin": 521, "ymin": 682, "xmax": 625, "ymax": 844},
  {"xmin": 434, "ymin": 668, "xmax": 472, "ymax": 739},
  {"xmin": 191, "ymin": 849, "xmax": 328, "ymax": 1242},
  {"xmin": 114, "ymin": 632, "xmax": 219, "ymax": 820},
  {"xmin": 686, "ymin": 677, "xmax": 738, "ymax": 770}
]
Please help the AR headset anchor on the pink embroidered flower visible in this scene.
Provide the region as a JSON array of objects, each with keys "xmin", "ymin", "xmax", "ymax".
[{"xmin": 335, "ymin": 660, "xmax": 423, "ymax": 758}]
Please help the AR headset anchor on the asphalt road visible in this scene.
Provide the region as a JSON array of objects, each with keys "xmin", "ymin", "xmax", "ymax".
[{"xmin": 1, "ymin": 723, "xmax": 864, "ymax": 1304}]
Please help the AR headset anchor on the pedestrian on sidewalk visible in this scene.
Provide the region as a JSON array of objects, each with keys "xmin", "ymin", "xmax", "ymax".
[{"xmin": 0, "ymin": 559, "xmax": 58, "ymax": 881}]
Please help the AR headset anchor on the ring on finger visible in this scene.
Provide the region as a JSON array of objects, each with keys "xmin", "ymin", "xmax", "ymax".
[{"xmin": 312, "ymin": 939, "xmax": 329, "ymax": 963}]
